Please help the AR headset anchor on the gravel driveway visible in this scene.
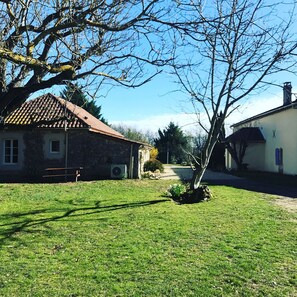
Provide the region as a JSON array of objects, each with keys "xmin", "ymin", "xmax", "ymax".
[{"xmin": 161, "ymin": 165, "xmax": 243, "ymax": 182}]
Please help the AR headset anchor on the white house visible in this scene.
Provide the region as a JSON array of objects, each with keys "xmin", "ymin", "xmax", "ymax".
[{"xmin": 226, "ymin": 82, "xmax": 297, "ymax": 175}]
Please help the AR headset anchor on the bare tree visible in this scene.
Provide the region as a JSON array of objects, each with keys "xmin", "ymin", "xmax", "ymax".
[
  {"xmin": 170, "ymin": 0, "xmax": 297, "ymax": 190},
  {"xmin": 0, "ymin": 0, "xmax": 178, "ymax": 116},
  {"xmin": 111, "ymin": 123, "xmax": 152, "ymax": 144}
]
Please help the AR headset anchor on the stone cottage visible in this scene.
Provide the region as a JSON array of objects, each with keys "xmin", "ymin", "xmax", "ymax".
[{"xmin": 0, "ymin": 93, "xmax": 150, "ymax": 181}]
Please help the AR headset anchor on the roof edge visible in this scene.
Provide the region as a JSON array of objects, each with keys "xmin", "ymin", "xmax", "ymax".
[
  {"xmin": 232, "ymin": 100, "xmax": 297, "ymax": 127},
  {"xmin": 89, "ymin": 128, "xmax": 151, "ymax": 147},
  {"xmin": 55, "ymin": 95, "xmax": 125, "ymax": 139}
]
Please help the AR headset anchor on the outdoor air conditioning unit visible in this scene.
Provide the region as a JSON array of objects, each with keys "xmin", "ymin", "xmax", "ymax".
[{"xmin": 111, "ymin": 164, "xmax": 127, "ymax": 179}]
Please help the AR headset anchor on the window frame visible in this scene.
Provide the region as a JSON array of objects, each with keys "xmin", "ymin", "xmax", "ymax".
[
  {"xmin": 275, "ymin": 147, "xmax": 283, "ymax": 166},
  {"xmin": 3, "ymin": 139, "xmax": 19, "ymax": 165},
  {"xmin": 49, "ymin": 139, "xmax": 61, "ymax": 154}
]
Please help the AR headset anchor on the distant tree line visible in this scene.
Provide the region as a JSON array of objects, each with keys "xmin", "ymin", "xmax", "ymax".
[{"xmin": 112, "ymin": 121, "xmax": 225, "ymax": 169}]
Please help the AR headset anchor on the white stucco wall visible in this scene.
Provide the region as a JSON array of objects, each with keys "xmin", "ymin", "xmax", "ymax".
[
  {"xmin": 232, "ymin": 107, "xmax": 297, "ymax": 175},
  {"xmin": 225, "ymin": 149, "xmax": 233, "ymax": 171},
  {"xmin": 243, "ymin": 143, "xmax": 266, "ymax": 171}
]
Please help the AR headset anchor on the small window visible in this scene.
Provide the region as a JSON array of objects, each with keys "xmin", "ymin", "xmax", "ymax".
[
  {"xmin": 4, "ymin": 139, "xmax": 18, "ymax": 164},
  {"xmin": 275, "ymin": 148, "xmax": 283, "ymax": 165},
  {"xmin": 50, "ymin": 140, "xmax": 60, "ymax": 153}
]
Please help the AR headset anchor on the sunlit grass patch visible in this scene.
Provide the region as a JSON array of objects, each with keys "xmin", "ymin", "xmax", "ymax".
[{"xmin": 0, "ymin": 180, "xmax": 296, "ymax": 296}]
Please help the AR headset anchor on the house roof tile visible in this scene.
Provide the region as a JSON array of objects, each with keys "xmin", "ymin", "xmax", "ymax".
[{"xmin": 4, "ymin": 93, "xmax": 125, "ymax": 139}]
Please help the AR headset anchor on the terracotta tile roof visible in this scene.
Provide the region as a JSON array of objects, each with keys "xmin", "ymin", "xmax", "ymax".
[
  {"xmin": 56, "ymin": 97, "xmax": 124, "ymax": 138},
  {"xmin": 4, "ymin": 93, "xmax": 125, "ymax": 139}
]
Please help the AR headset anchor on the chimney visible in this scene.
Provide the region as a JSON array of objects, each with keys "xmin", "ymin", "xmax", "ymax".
[{"xmin": 283, "ymin": 82, "xmax": 292, "ymax": 105}]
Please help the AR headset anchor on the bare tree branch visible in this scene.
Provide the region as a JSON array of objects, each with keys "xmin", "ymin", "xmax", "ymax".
[
  {"xmin": 170, "ymin": 0, "xmax": 297, "ymax": 189},
  {"xmin": 0, "ymin": 0, "xmax": 178, "ymax": 116}
]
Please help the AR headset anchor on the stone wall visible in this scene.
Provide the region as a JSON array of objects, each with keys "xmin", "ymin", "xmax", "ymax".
[
  {"xmin": 0, "ymin": 128, "xmax": 141, "ymax": 181},
  {"xmin": 67, "ymin": 130, "xmax": 141, "ymax": 179}
]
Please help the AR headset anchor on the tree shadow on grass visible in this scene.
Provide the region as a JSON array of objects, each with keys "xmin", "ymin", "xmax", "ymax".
[
  {"xmin": 204, "ymin": 179, "xmax": 297, "ymax": 199},
  {"xmin": 0, "ymin": 198, "xmax": 168, "ymax": 247}
]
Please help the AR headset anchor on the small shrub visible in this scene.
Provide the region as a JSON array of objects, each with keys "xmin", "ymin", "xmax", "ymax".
[
  {"xmin": 150, "ymin": 147, "xmax": 159, "ymax": 159},
  {"xmin": 144, "ymin": 159, "xmax": 164, "ymax": 173},
  {"xmin": 180, "ymin": 185, "xmax": 212, "ymax": 204},
  {"xmin": 167, "ymin": 184, "xmax": 212, "ymax": 204},
  {"xmin": 167, "ymin": 183, "xmax": 186, "ymax": 199}
]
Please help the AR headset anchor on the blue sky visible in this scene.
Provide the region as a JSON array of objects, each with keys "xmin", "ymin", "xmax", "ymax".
[
  {"xmin": 99, "ymin": 71, "xmax": 297, "ymax": 135},
  {"xmin": 29, "ymin": 1, "xmax": 297, "ymax": 136},
  {"xmin": 39, "ymin": 70, "xmax": 297, "ymax": 136},
  {"xmin": 100, "ymin": 72, "xmax": 186, "ymax": 129},
  {"xmin": 97, "ymin": 0, "xmax": 297, "ymax": 136}
]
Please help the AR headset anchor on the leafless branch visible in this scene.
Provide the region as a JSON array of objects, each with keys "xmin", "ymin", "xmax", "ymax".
[
  {"xmin": 170, "ymin": 0, "xmax": 297, "ymax": 189},
  {"xmin": 0, "ymin": 0, "xmax": 178, "ymax": 115}
]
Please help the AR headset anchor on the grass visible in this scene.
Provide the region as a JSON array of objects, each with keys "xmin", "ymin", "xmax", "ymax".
[{"xmin": 0, "ymin": 180, "xmax": 296, "ymax": 296}]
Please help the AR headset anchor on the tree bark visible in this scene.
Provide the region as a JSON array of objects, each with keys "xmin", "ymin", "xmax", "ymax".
[{"xmin": 190, "ymin": 166, "xmax": 208, "ymax": 190}]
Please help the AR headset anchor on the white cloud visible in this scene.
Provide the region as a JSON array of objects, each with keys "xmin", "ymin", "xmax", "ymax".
[
  {"xmin": 111, "ymin": 113, "xmax": 202, "ymax": 134},
  {"xmin": 225, "ymin": 93, "xmax": 282, "ymax": 132},
  {"xmin": 111, "ymin": 92, "xmax": 284, "ymax": 135}
]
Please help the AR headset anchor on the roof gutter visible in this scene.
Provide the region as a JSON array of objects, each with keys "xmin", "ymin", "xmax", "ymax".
[{"xmin": 232, "ymin": 101, "xmax": 297, "ymax": 128}]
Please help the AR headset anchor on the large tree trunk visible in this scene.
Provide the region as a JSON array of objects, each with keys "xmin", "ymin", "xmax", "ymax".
[
  {"xmin": 190, "ymin": 137, "xmax": 218, "ymax": 190},
  {"xmin": 190, "ymin": 115, "xmax": 224, "ymax": 190},
  {"xmin": 0, "ymin": 70, "xmax": 75, "ymax": 116},
  {"xmin": 190, "ymin": 166, "xmax": 208, "ymax": 190}
]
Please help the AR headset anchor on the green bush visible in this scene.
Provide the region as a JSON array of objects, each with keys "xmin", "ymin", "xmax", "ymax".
[
  {"xmin": 144, "ymin": 159, "xmax": 164, "ymax": 173},
  {"xmin": 167, "ymin": 184, "xmax": 211, "ymax": 204},
  {"xmin": 167, "ymin": 183, "xmax": 186, "ymax": 199}
]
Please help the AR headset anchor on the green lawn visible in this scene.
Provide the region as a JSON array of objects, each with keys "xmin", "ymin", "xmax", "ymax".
[{"xmin": 0, "ymin": 180, "xmax": 296, "ymax": 297}]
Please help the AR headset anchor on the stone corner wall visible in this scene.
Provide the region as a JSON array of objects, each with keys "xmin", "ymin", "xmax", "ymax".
[
  {"xmin": 67, "ymin": 130, "xmax": 141, "ymax": 180},
  {"xmin": 0, "ymin": 128, "xmax": 142, "ymax": 182}
]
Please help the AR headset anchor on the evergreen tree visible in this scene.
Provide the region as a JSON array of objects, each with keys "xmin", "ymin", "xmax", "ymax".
[
  {"xmin": 60, "ymin": 83, "xmax": 108, "ymax": 124},
  {"xmin": 154, "ymin": 122, "xmax": 190, "ymax": 164}
]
